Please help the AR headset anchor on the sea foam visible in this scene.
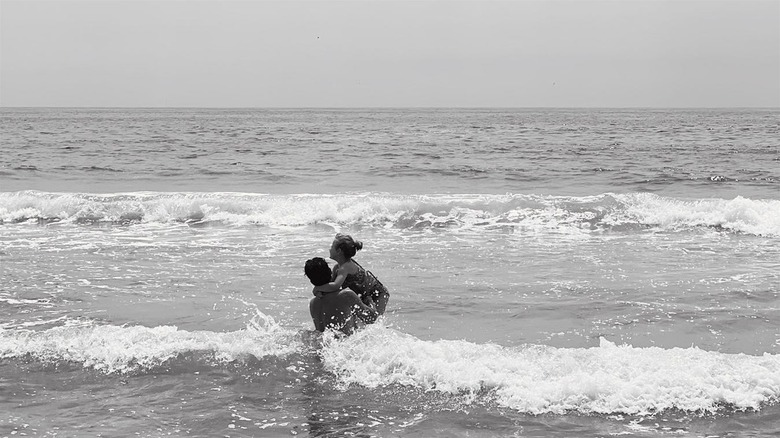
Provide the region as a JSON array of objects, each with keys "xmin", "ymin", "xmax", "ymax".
[
  {"xmin": 2, "ymin": 320, "xmax": 779, "ymax": 415},
  {"xmin": 1, "ymin": 191, "xmax": 778, "ymax": 236},
  {"xmin": 0, "ymin": 316, "xmax": 300, "ymax": 374},
  {"xmin": 321, "ymin": 326, "xmax": 780, "ymax": 415}
]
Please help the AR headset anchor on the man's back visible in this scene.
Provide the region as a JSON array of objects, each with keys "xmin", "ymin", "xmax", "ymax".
[{"xmin": 310, "ymin": 290, "xmax": 375, "ymax": 335}]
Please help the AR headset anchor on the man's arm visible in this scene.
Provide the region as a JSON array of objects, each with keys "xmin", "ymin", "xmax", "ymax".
[{"xmin": 309, "ymin": 297, "xmax": 325, "ymax": 332}]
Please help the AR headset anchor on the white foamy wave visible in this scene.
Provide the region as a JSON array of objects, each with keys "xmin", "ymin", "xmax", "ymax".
[
  {"xmin": 322, "ymin": 327, "xmax": 780, "ymax": 415},
  {"xmin": 613, "ymin": 193, "xmax": 780, "ymax": 236},
  {"xmin": 0, "ymin": 317, "xmax": 301, "ymax": 374},
  {"xmin": 1, "ymin": 191, "xmax": 778, "ymax": 236},
  {"xmin": 0, "ymin": 191, "xmax": 419, "ymax": 227}
]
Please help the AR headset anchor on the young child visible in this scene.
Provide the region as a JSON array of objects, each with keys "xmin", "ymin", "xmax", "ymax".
[
  {"xmin": 305, "ymin": 257, "xmax": 377, "ymax": 335},
  {"xmin": 312, "ymin": 234, "xmax": 390, "ymax": 315}
]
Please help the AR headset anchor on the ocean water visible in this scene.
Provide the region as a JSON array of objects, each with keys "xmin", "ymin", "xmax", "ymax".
[{"xmin": 1, "ymin": 108, "xmax": 779, "ymax": 437}]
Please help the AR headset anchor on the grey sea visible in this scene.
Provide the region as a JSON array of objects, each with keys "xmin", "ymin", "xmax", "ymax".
[{"xmin": 1, "ymin": 108, "xmax": 779, "ymax": 437}]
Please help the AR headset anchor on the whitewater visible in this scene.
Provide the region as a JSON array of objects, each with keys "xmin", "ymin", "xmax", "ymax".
[{"xmin": 2, "ymin": 191, "xmax": 778, "ymax": 236}]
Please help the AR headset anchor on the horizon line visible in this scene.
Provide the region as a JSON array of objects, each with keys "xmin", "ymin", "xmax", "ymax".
[{"xmin": 1, "ymin": 105, "xmax": 778, "ymax": 110}]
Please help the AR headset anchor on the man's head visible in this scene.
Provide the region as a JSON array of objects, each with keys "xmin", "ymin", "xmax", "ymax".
[{"xmin": 305, "ymin": 257, "xmax": 331, "ymax": 286}]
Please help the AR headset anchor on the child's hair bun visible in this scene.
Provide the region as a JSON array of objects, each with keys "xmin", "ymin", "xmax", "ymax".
[{"xmin": 334, "ymin": 233, "xmax": 363, "ymax": 258}]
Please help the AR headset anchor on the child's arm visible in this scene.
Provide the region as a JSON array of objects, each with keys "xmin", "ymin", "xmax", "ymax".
[
  {"xmin": 313, "ymin": 271, "xmax": 347, "ymax": 293},
  {"xmin": 313, "ymin": 263, "xmax": 354, "ymax": 293}
]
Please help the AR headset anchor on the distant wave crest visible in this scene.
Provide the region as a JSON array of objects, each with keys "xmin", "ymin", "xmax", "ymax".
[{"xmin": 1, "ymin": 191, "xmax": 778, "ymax": 236}]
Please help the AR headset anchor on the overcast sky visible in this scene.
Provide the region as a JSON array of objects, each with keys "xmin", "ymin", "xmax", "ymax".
[{"xmin": 1, "ymin": 0, "xmax": 778, "ymax": 107}]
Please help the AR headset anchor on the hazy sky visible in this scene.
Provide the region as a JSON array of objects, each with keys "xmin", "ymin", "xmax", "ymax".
[{"xmin": 1, "ymin": 0, "xmax": 778, "ymax": 107}]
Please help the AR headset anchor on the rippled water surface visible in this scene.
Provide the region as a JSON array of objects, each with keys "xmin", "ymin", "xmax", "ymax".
[{"xmin": 1, "ymin": 108, "xmax": 779, "ymax": 437}]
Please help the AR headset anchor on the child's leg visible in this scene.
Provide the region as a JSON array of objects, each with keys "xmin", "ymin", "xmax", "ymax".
[
  {"xmin": 375, "ymin": 291, "xmax": 389, "ymax": 315},
  {"xmin": 361, "ymin": 294, "xmax": 375, "ymax": 309}
]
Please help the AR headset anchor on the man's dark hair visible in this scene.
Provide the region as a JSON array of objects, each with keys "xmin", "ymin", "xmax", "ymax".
[{"xmin": 305, "ymin": 257, "xmax": 331, "ymax": 286}]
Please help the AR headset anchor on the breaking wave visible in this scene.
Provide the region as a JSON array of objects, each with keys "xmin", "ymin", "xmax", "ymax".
[
  {"xmin": 1, "ymin": 191, "xmax": 778, "ymax": 236},
  {"xmin": 2, "ymin": 321, "xmax": 778, "ymax": 416}
]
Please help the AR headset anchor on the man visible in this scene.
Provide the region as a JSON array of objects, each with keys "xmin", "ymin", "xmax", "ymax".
[{"xmin": 305, "ymin": 257, "xmax": 377, "ymax": 335}]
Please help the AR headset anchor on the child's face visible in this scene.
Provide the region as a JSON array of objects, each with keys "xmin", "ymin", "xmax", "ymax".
[{"xmin": 329, "ymin": 240, "xmax": 340, "ymax": 260}]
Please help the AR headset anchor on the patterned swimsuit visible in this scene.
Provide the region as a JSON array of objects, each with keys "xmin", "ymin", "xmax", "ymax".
[{"xmin": 341, "ymin": 260, "xmax": 388, "ymax": 303}]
